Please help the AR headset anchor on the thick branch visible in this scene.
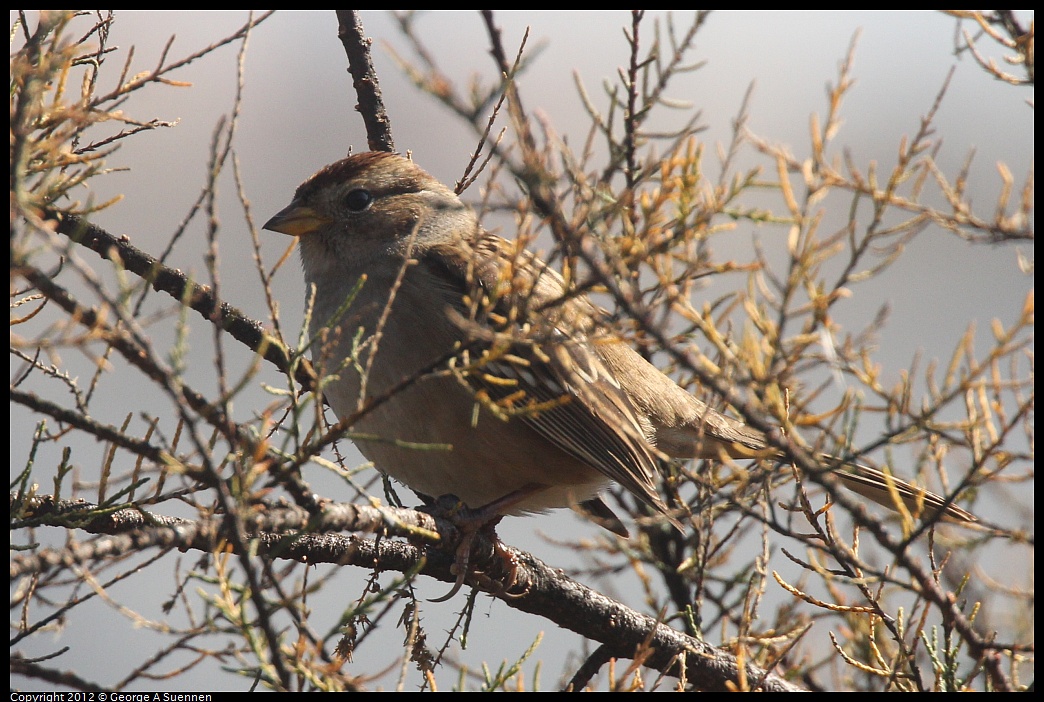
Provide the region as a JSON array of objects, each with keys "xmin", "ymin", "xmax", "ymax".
[
  {"xmin": 11, "ymin": 493, "xmax": 805, "ymax": 692},
  {"xmin": 336, "ymin": 10, "xmax": 395, "ymax": 152}
]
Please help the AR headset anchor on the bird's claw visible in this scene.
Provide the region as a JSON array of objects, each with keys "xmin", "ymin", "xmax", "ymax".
[{"xmin": 424, "ymin": 496, "xmax": 528, "ymax": 602}]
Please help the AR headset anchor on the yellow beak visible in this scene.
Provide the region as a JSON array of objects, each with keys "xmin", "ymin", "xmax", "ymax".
[{"xmin": 263, "ymin": 202, "xmax": 332, "ymax": 237}]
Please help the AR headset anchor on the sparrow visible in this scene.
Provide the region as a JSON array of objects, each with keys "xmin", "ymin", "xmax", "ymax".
[{"xmin": 263, "ymin": 151, "xmax": 976, "ymax": 553}]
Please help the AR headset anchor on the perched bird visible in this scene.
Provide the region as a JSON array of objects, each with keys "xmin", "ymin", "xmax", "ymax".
[{"xmin": 264, "ymin": 151, "xmax": 976, "ymax": 548}]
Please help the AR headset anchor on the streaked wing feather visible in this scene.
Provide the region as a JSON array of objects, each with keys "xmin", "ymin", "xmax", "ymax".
[
  {"xmin": 478, "ymin": 334, "xmax": 668, "ymax": 514},
  {"xmin": 419, "ymin": 235, "xmax": 674, "ymax": 521}
]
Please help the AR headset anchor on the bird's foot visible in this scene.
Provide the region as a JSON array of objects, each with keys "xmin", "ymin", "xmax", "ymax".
[{"xmin": 421, "ymin": 492, "xmax": 535, "ymax": 602}]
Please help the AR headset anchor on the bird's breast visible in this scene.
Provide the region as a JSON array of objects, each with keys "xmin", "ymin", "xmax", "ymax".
[{"xmin": 306, "ymin": 268, "xmax": 608, "ymax": 512}]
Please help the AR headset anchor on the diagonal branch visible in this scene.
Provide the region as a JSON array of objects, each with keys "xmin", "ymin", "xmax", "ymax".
[{"xmin": 11, "ymin": 493, "xmax": 806, "ymax": 692}]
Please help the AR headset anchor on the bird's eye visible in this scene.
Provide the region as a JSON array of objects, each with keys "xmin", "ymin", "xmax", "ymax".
[{"xmin": 343, "ymin": 188, "xmax": 373, "ymax": 212}]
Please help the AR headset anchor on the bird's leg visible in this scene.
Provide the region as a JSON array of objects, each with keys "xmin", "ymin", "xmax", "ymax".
[{"xmin": 424, "ymin": 485, "xmax": 543, "ymax": 602}]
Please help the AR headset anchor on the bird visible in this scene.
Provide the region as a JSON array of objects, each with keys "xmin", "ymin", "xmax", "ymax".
[{"xmin": 263, "ymin": 151, "xmax": 977, "ymax": 556}]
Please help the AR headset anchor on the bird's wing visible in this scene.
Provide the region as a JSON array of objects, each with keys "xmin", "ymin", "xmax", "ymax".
[{"xmin": 419, "ymin": 234, "xmax": 679, "ymax": 526}]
